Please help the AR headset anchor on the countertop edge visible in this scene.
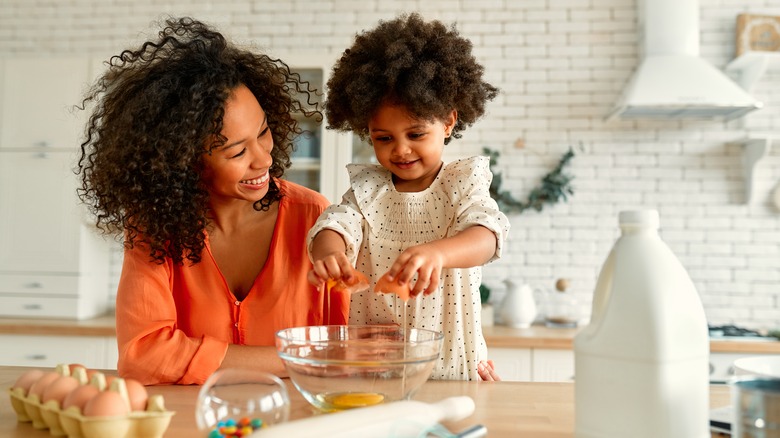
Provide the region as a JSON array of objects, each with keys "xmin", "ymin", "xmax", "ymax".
[
  {"xmin": 0, "ymin": 315, "xmax": 116, "ymax": 337},
  {"xmin": 2, "ymin": 318, "xmax": 779, "ymax": 354}
]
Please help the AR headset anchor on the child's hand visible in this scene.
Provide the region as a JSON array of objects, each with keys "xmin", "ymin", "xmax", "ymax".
[
  {"xmin": 386, "ymin": 244, "xmax": 445, "ymax": 297},
  {"xmin": 478, "ymin": 360, "xmax": 501, "ymax": 381},
  {"xmin": 308, "ymin": 251, "xmax": 357, "ymax": 289}
]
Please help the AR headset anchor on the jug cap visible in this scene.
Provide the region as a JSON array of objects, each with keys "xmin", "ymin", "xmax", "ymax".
[{"xmin": 619, "ymin": 210, "xmax": 659, "ymax": 228}]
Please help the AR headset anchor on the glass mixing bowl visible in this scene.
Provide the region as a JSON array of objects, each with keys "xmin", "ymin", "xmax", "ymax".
[{"xmin": 276, "ymin": 325, "xmax": 443, "ymax": 412}]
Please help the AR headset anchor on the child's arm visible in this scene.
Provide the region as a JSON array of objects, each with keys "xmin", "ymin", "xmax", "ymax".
[
  {"xmin": 385, "ymin": 224, "xmax": 497, "ymax": 297},
  {"xmin": 307, "ymin": 229, "xmax": 355, "ymax": 288},
  {"xmin": 306, "ymin": 183, "xmax": 366, "ymax": 289}
]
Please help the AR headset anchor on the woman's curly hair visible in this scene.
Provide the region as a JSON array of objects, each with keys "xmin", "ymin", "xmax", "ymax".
[
  {"xmin": 325, "ymin": 12, "xmax": 498, "ymax": 143},
  {"xmin": 77, "ymin": 16, "xmax": 320, "ymax": 265}
]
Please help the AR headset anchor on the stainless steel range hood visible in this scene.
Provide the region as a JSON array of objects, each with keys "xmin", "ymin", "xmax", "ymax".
[{"xmin": 606, "ymin": 0, "xmax": 762, "ymax": 121}]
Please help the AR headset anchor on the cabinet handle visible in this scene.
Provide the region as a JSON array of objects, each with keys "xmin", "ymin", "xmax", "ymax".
[
  {"xmin": 36, "ymin": 152, "xmax": 49, "ymax": 159},
  {"xmin": 26, "ymin": 354, "xmax": 47, "ymax": 361},
  {"xmin": 34, "ymin": 141, "xmax": 50, "ymax": 148},
  {"xmin": 22, "ymin": 303, "xmax": 42, "ymax": 310},
  {"xmin": 24, "ymin": 282, "xmax": 44, "ymax": 289}
]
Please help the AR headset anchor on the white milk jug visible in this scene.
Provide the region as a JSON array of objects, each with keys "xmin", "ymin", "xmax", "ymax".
[
  {"xmin": 574, "ymin": 210, "xmax": 709, "ymax": 438},
  {"xmin": 499, "ymin": 279, "xmax": 537, "ymax": 328}
]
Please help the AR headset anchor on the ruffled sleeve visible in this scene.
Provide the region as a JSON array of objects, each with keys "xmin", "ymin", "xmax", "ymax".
[
  {"xmin": 442, "ymin": 156, "xmax": 510, "ymax": 261},
  {"xmin": 307, "ymin": 164, "xmax": 389, "ymax": 263}
]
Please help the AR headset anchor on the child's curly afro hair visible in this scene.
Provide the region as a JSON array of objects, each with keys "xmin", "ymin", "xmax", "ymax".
[{"xmin": 325, "ymin": 12, "xmax": 498, "ymax": 142}]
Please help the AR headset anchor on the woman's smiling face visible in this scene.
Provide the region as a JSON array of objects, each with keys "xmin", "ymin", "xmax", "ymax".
[
  {"xmin": 202, "ymin": 84, "xmax": 274, "ymax": 205},
  {"xmin": 368, "ymin": 103, "xmax": 456, "ymax": 192}
]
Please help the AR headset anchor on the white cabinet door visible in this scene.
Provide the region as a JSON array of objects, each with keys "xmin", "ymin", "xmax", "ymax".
[
  {"xmin": 0, "ymin": 150, "xmax": 82, "ymax": 273},
  {"xmin": 709, "ymin": 352, "xmax": 780, "ymax": 383},
  {"xmin": 0, "ymin": 335, "xmax": 117, "ymax": 369},
  {"xmin": 0, "ymin": 57, "xmax": 91, "ymax": 150},
  {"xmin": 489, "ymin": 347, "xmax": 532, "ymax": 381},
  {"xmin": 532, "ymin": 349, "xmax": 575, "ymax": 382},
  {"xmin": 279, "ymin": 54, "xmax": 353, "ymax": 203},
  {"xmin": 0, "ymin": 57, "xmax": 110, "ymax": 319}
]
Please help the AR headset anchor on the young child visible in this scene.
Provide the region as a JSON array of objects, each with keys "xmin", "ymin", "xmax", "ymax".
[{"xmin": 307, "ymin": 13, "xmax": 510, "ymax": 381}]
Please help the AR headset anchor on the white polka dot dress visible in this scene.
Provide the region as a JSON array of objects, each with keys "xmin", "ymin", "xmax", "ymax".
[{"xmin": 307, "ymin": 156, "xmax": 510, "ymax": 380}]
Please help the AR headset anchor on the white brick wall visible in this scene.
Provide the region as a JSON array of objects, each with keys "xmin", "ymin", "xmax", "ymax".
[{"xmin": 2, "ymin": 0, "xmax": 779, "ymax": 329}]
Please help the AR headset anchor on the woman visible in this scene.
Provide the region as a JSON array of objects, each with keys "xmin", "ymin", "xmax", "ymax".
[{"xmin": 76, "ymin": 17, "xmax": 348, "ymax": 385}]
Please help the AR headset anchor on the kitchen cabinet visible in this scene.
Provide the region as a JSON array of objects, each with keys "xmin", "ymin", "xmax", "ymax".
[
  {"xmin": 489, "ymin": 347, "xmax": 532, "ymax": 381},
  {"xmin": 0, "ymin": 57, "xmax": 111, "ymax": 319},
  {"xmin": 0, "ymin": 57, "xmax": 91, "ymax": 149},
  {"xmin": 532, "ymin": 348, "xmax": 575, "ymax": 382},
  {"xmin": 279, "ymin": 54, "xmax": 354, "ymax": 203},
  {"xmin": 0, "ymin": 334, "xmax": 117, "ymax": 369},
  {"xmin": 279, "ymin": 54, "xmax": 377, "ymax": 202},
  {"xmin": 709, "ymin": 351, "xmax": 780, "ymax": 383},
  {"xmin": 490, "ymin": 347, "xmax": 574, "ymax": 382}
]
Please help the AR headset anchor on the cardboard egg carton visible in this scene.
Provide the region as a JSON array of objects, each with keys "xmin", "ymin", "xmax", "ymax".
[{"xmin": 8, "ymin": 364, "xmax": 174, "ymax": 438}]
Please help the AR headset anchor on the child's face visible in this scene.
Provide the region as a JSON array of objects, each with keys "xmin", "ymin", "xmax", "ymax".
[
  {"xmin": 368, "ymin": 103, "xmax": 456, "ymax": 192},
  {"xmin": 201, "ymin": 84, "xmax": 274, "ymax": 206}
]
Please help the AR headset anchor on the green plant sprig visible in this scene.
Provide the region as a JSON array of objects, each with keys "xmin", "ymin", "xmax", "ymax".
[{"xmin": 483, "ymin": 146, "xmax": 576, "ymax": 214}]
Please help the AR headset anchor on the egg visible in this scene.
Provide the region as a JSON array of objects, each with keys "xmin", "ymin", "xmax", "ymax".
[
  {"xmin": 41, "ymin": 375, "xmax": 80, "ymax": 405},
  {"xmin": 374, "ymin": 273, "xmax": 411, "ymax": 301},
  {"xmin": 124, "ymin": 378, "xmax": 149, "ymax": 411},
  {"xmin": 62, "ymin": 384, "xmax": 100, "ymax": 412},
  {"xmin": 12, "ymin": 369, "xmax": 45, "ymax": 396},
  {"xmin": 68, "ymin": 363, "xmax": 85, "ymax": 376},
  {"xmin": 83, "ymin": 390, "xmax": 130, "ymax": 417},
  {"xmin": 69, "ymin": 363, "xmax": 97, "ymax": 382},
  {"xmin": 28, "ymin": 371, "xmax": 61, "ymax": 400}
]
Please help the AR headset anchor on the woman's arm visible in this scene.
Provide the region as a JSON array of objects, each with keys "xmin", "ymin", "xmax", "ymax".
[
  {"xmin": 221, "ymin": 345, "xmax": 288, "ymax": 377},
  {"xmin": 115, "ymin": 243, "xmax": 228, "ymax": 385}
]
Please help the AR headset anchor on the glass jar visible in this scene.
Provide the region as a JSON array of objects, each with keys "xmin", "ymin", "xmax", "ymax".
[{"xmin": 544, "ymin": 278, "xmax": 579, "ymax": 328}]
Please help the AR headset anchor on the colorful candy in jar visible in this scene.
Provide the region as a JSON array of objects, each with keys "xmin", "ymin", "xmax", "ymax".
[{"xmin": 208, "ymin": 417, "xmax": 264, "ymax": 437}]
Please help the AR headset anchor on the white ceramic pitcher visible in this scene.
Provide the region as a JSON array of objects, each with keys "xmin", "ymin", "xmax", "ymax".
[{"xmin": 498, "ymin": 279, "xmax": 538, "ymax": 328}]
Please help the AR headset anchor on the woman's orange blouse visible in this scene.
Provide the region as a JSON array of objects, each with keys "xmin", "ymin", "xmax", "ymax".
[{"xmin": 115, "ymin": 180, "xmax": 348, "ymax": 385}]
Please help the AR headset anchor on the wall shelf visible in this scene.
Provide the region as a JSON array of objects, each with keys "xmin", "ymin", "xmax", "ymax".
[
  {"xmin": 738, "ymin": 137, "xmax": 774, "ymax": 204},
  {"xmin": 726, "ymin": 51, "xmax": 780, "ymax": 92}
]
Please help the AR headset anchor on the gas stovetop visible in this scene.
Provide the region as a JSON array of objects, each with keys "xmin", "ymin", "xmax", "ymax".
[{"xmin": 708, "ymin": 324, "xmax": 775, "ymax": 341}]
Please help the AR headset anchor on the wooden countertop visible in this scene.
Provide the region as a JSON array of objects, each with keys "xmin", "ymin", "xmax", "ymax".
[
  {"xmin": 482, "ymin": 325, "xmax": 582, "ymax": 349},
  {"xmin": 483, "ymin": 324, "xmax": 780, "ymax": 354},
  {"xmin": 3, "ymin": 316, "xmax": 780, "ymax": 355},
  {"xmin": 1, "ymin": 366, "xmax": 730, "ymax": 437},
  {"xmin": 0, "ymin": 315, "xmax": 116, "ymax": 337}
]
